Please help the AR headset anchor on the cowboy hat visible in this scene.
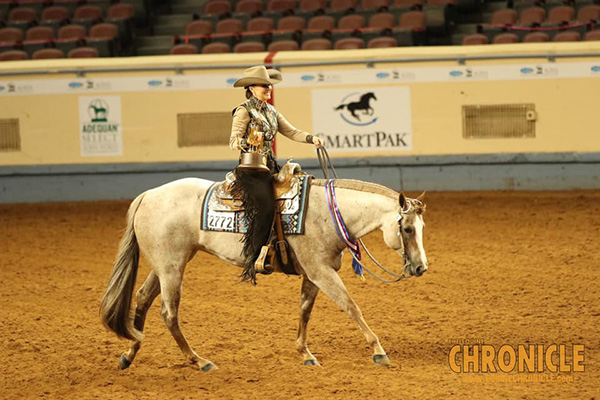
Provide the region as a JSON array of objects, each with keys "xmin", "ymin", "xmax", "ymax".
[{"xmin": 233, "ymin": 65, "xmax": 282, "ymax": 88}]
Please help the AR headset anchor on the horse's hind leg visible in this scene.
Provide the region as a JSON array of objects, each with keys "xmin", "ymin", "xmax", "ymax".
[
  {"xmin": 296, "ymin": 277, "xmax": 320, "ymax": 366},
  {"xmin": 119, "ymin": 271, "xmax": 160, "ymax": 369},
  {"xmin": 307, "ymin": 266, "xmax": 391, "ymax": 367},
  {"xmin": 159, "ymin": 269, "xmax": 217, "ymax": 372}
]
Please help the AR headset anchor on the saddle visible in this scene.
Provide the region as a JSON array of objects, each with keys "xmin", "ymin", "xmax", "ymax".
[{"xmin": 205, "ymin": 161, "xmax": 309, "ymax": 275}]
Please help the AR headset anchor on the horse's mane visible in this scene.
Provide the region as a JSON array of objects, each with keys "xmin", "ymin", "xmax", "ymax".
[{"xmin": 312, "ymin": 179, "xmax": 399, "ymax": 200}]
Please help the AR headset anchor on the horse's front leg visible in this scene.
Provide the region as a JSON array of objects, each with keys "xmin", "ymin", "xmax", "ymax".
[
  {"xmin": 306, "ymin": 265, "xmax": 391, "ymax": 367},
  {"xmin": 296, "ymin": 277, "xmax": 320, "ymax": 366}
]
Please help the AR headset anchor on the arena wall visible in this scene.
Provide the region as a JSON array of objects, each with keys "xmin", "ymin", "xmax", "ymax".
[{"xmin": 1, "ymin": 42, "xmax": 599, "ymax": 202}]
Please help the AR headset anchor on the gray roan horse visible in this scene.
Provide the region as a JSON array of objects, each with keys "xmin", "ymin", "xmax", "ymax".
[{"xmin": 100, "ymin": 177, "xmax": 428, "ymax": 371}]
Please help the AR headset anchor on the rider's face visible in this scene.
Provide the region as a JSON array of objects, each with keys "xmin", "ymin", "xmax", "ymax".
[{"xmin": 251, "ymin": 84, "xmax": 272, "ymax": 102}]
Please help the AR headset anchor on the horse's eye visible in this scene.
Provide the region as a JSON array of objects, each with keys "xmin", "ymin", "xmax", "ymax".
[{"xmin": 403, "ymin": 227, "xmax": 413, "ymax": 234}]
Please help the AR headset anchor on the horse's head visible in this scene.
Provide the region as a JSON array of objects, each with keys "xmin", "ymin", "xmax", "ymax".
[
  {"xmin": 362, "ymin": 92, "xmax": 377, "ymax": 102},
  {"xmin": 381, "ymin": 192, "xmax": 428, "ymax": 277}
]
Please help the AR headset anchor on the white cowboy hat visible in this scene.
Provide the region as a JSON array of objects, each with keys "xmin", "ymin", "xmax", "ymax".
[{"xmin": 233, "ymin": 65, "xmax": 282, "ymax": 88}]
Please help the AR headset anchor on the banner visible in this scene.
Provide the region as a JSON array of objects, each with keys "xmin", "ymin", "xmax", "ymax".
[
  {"xmin": 311, "ymin": 87, "xmax": 412, "ymax": 153},
  {"xmin": 79, "ymin": 96, "xmax": 123, "ymax": 157}
]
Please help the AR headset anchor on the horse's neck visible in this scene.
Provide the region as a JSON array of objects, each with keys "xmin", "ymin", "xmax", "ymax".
[{"xmin": 330, "ymin": 188, "xmax": 396, "ymax": 240}]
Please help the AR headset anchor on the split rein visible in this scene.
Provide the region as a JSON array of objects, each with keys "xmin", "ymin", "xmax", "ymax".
[{"xmin": 317, "ymin": 147, "xmax": 412, "ymax": 283}]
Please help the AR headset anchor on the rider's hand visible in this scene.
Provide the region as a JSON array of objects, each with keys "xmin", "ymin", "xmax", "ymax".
[{"xmin": 312, "ymin": 136, "xmax": 323, "ymax": 148}]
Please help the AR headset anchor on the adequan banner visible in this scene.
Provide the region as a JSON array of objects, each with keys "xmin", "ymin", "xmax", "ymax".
[
  {"xmin": 79, "ymin": 96, "xmax": 123, "ymax": 157},
  {"xmin": 311, "ymin": 87, "xmax": 412, "ymax": 153}
]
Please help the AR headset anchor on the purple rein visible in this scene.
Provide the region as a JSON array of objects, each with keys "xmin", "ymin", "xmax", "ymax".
[{"xmin": 324, "ymin": 180, "xmax": 364, "ymax": 279}]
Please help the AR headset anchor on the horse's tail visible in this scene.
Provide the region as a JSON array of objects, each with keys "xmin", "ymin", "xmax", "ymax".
[
  {"xmin": 99, "ymin": 192, "xmax": 147, "ymax": 341},
  {"xmin": 335, "ymin": 104, "xmax": 346, "ymax": 110}
]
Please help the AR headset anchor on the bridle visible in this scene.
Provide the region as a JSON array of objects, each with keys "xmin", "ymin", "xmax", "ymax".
[{"xmin": 318, "ymin": 147, "xmax": 416, "ymax": 284}]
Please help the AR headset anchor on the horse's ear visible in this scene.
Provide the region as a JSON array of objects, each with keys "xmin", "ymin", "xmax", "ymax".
[
  {"xmin": 416, "ymin": 191, "xmax": 426, "ymax": 202},
  {"xmin": 399, "ymin": 192, "xmax": 407, "ymax": 209}
]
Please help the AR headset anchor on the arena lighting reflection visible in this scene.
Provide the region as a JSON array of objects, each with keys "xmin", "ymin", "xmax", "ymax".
[{"xmin": 448, "ymin": 344, "xmax": 585, "ymax": 373}]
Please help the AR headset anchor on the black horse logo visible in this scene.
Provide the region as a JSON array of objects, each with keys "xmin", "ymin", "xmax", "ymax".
[{"xmin": 335, "ymin": 92, "xmax": 377, "ymax": 121}]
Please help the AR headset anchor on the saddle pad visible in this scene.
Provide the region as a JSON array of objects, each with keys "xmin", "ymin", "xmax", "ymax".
[{"xmin": 201, "ymin": 174, "xmax": 312, "ymax": 235}]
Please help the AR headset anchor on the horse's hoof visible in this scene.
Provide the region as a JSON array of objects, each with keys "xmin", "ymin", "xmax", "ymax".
[
  {"xmin": 119, "ymin": 354, "xmax": 132, "ymax": 370},
  {"xmin": 373, "ymin": 354, "xmax": 391, "ymax": 367},
  {"xmin": 200, "ymin": 362, "xmax": 218, "ymax": 372},
  {"xmin": 303, "ymin": 359, "xmax": 320, "ymax": 366}
]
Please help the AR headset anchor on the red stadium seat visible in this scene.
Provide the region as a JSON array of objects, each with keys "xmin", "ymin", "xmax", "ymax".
[
  {"xmin": 462, "ymin": 34, "xmax": 489, "ymax": 45},
  {"xmin": 300, "ymin": 0, "xmax": 327, "ymax": 12},
  {"xmin": 330, "ymin": 0, "xmax": 357, "ymax": 12},
  {"xmin": 89, "ymin": 23, "xmax": 118, "ymax": 40},
  {"xmin": 491, "ymin": 9, "xmax": 517, "ymax": 25},
  {"xmin": 236, "ymin": 0, "xmax": 263, "ymax": 14},
  {"xmin": 307, "ymin": 15, "xmax": 335, "ymax": 30},
  {"xmin": 0, "ymin": 27, "xmax": 24, "ymax": 43},
  {"xmin": 301, "ymin": 38, "xmax": 332, "ymax": 50},
  {"xmin": 368, "ymin": 13, "xmax": 395, "ymax": 29},
  {"xmin": 577, "ymin": 5, "xmax": 600, "ymax": 23},
  {"xmin": 74, "ymin": 5, "xmax": 103, "ymax": 21},
  {"xmin": 41, "ymin": 6, "xmax": 70, "ymax": 23},
  {"xmin": 360, "ymin": 0, "xmax": 389, "ymax": 10},
  {"xmin": 0, "ymin": 50, "xmax": 28, "ymax": 61},
  {"xmin": 58, "ymin": 24, "xmax": 86, "ymax": 40},
  {"xmin": 26, "ymin": 26, "xmax": 55, "ymax": 41},
  {"xmin": 393, "ymin": 0, "xmax": 423, "ymax": 6},
  {"xmin": 584, "ymin": 29, "xmax": 600, "ymax": 41},
  {"xmin": 519, "ymin": 7, "xmax": 545, "ymax": 25},
  {"xmin": 492, "ymin": 33, "xmax": 519, "ymax": 44},
  {"xmin": 186, "ymin": 20, "xmax": 213, "ymax": 36},
  {"xmin": 523, "ymin": 32, "xmax": 549, "ymax": 42},
  {"xmin": 233, "ymin": 41, "xmax": 266, "ymax": 52},
  {"xmin": 32, "ymin": 48, "xmax": 64, "ymax": 59},
  {"xmin": 216, "ymin": 18, "xmax": 244, "ymax": 34},
  {"xmin": 8, "ymin": 7, "xmax": 37, "ymax": 23},
  {"xmin": 204, "ymin": 0, "xmax": 232, "ymax": 15},
  {"xmin": 338, "ymin": 14, "xmax": 365, "ymax": 30},
  {"xmin": 399, "ymin": 11, "xmax": 425, "ymax": 30},
  {"xmin": 169, "ymin": 44, "xmax": 198, "ymax": 54},
  {"xmin": 277, "ymin": 16, "xmax": 306, "ymax": 31},
  {"xmin": 108, "ymin": 4, "xmax": 135, "ymax": 20},
  {"xmin": 553, "ymin": 31, "xmax": 580, "ymax": 42},
  {"xmin": 68, "ymin": 47, "xmax": 99, "ymax": 58},
  {"xmin": 268, "ymin": 40, "xmax": 299, "ymax": 51},
  {"xmin": 334, "ymin": 37, "xmax": 365, "ymax": 49},
  {"xmin": 367, "ymin": 36, "xmax": 397, "ymax": 47},
  {"xmin": 247, "ymin": 17, "xmax": 274, "ymax": 32},
  {"xmin": 267, "ymin": 0, "xmax": 296, "ymax": 12},
  {"xmin": 202, "ymin": 42, "xmax": 231, "ymax": 53},
  {"xmin": 547, "ymin": 6, "xmax": 575, "ymax": 24}
]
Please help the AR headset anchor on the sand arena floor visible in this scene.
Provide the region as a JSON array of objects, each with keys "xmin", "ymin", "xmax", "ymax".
[{"xmin": 1, "ymin": 191, "xmax": 599, "ymax": 399}]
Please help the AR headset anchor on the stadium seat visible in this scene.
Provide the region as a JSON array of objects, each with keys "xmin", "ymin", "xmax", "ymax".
[
  {"xmin": 338, "ymin": 14, "xmax": 366, "ymax": 30},
  {"xmin": 247, "ymin": 17, "xmax": 274, "ymax": 32},
  {"xmin": 462, "ymin": 33, "xmax": 489, "ymax": 45},
  {"xmin": 268, "ymin": 40, "xmax": 299, "ymax": 51},
  {"xmin": 399, "ymin": 11, "xmax": 425, "ymax": 30},
  {"xmin": 26, "ymin": 26, "xmax": 54, "ymax": 41},
  {"xmin": 0, "ymin": 27, "xmax": 23, "ymax": 44},
  {"xmin": 186, "ymin": 20, "xmax": 213, "ymax": 36},
  {"xmin": 393, "ymin": 0, "xmax": 422, "ymax": 6},
  {"xmin": 577, "ymin": 5, "xmax": 600, "ymax": 23},
  {"xmin": 360, "ymin": 0, "xmax": 390, "ymax": 11},
  {"xmin": 108, "ymin": 4, "xmax": 134, "ymax": 20},
  {"xmin": 169, "ymin": 44, "xmax": 198, "ymax": 54},
  {"xmin": 40, "ymin": 6, "xmax": 70, "ymax": 30},
  {"xmin": 202, "ymin": 42, "xmax": 231, "ymax": 53},
  {"xmin": 236, "ymin": 0, "xmax": 263, "ymax": 14},
  {"xmin": 58, "ymin": 24, "xmax": 86, "ymax": 40},
  {"xmin": 307, "ymin": 15, "xmax": 336, "ymax": 30},
  {"xmin": 519, "ymin": 7, "xmax": 545, "ymax": 25},
  {"xmin": 523, "ymin": 32, "xmax": 549, "ymax": 42},
  {"xmin": 278, "ymin": 16, "xmax": 306, "ymax": 31},
  {"xmin": 299, "ymin": 0, "xmax": 327, "ymax": 13},
  {"xmin": 267, "ymin": 0, "xmax": 296, "ymax": 12},
  {"xmin": 547, "ymin": 6, "xmax": 575, "ymax": 24},
  {"xmin": 204, "ymin": 0, "xmax": 232, "ymax": 15},
  {"xmin": 301, "ymin": 37, "xmax": 332, "ymax": 49},
  {"xmin": 8, "ymin": 7, "xmax": 37, "ymax": 23},
  {"xmin": 88, "ymin": 23, "xmax": 119, "ymax": 56},
  {"xmin": 367, "ymin": 36, "xmax": 397, "ymax": 47},
  {"xmin": 427, "ymin": 0, "xmax": 455, "ymax": 5},
  {"xmin": 553, "ymin": 31, "xmax": 580, "ymax": 42},
  {"xmin": 584, "ymin": 29, "xmax": 600, "ymax": 41},
  {"xmin": 0, "ymin": 50, "xmax": 28, "ymax": 61},
  {"xmin": 32, "ymin": 48, "xmax": 64, "ymax": 59},
  {"xmin": 330, "ymin": 0, "xmax": 357, "ymax": 12},
  {"xmin": 73, "ymin": 5, "xmax": 103, "ymax": 31},
  {"xmin": 491, "ymin": 9, "xmax": 517, "ymax": 25},
  {"xmin": 334, "ymin": 37, "xmax": 365, "ymax": 48},
  {"xmin": 493, "ymin": 32, "xmax": 519, "ymax": 44},
  {"xmin": 233, "ymin": 41, "xmax": 265, "ymax": 52},
  {"xmin": 68, "ymin": 47, "xmax": 99, "ymax": 58},
  {"xmin": 368, "ymin": 13, "xmax": 395, "ymax": 29},
  {"xmin": 216, "ymin": 18, "xmax": 244, "ymax": 34}
]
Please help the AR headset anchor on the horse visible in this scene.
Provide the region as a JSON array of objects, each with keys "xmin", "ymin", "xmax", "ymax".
[
  {"xmin": 99, "ymin": 177, "xmax": 428, "ymax": 371},
  {"xmin": 335, "ymin": 92, "xmax": 377, "ymax": 121}
]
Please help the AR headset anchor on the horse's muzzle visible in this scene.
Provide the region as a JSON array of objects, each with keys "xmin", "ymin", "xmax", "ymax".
[{"xmin": 414, "ymin": 264, "xmax": 428, "ymax": 277}]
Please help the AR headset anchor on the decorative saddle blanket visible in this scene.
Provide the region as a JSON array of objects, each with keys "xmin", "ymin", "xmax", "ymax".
[{"xmin": 201, "ymin": 163, "xmax": 312, "ymax": 235}]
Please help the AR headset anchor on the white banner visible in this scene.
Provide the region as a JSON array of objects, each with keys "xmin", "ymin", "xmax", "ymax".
[
  {"xmin": 79, "ymin": 96, "xmax": 123, "ymax": 157},
  {"xmin": 311, "ymin": 87, "xmax": 412, "ymax": 153}
]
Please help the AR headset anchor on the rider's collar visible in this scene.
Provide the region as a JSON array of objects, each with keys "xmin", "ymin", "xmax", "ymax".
[{"xmin": 248, "ymin": 96, "xmax": 266, "ymax": 110}]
